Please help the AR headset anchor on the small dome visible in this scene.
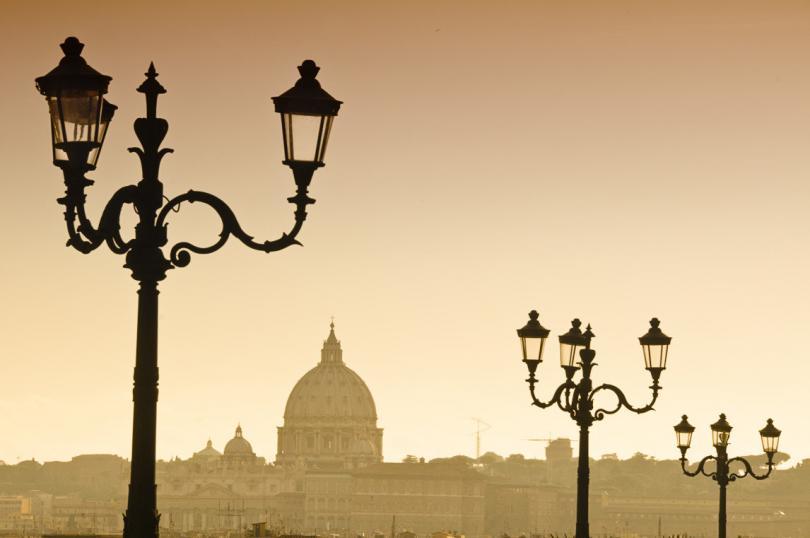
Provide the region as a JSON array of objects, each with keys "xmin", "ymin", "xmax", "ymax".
[
  {"xmin": 193, "ymin": 438, "xmax": 221, "ymax": 459},
  {"xmin": 224, "ymin": 425, "xmax": 255, "ymax": 456}
]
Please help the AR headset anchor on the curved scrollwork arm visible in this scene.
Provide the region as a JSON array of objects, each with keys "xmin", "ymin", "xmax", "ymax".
[
  {"xmin": 559, "ymin": 384, "xmax": 575, "ymax": 414},
  {"xmin": 529, "ymin": 377, "xmax": 574, "ymax": 410},
  {"xmin": 59, "ymin": 173, "xmax": 138, "ymax": 255},
  {"xmin": 156, "ymin": 189, "xmax": 307, "ymax": 268},
  {"xmin": 681, "ymin": 455, "xmax": 717, "ymax": 479},
  {"xmin": 727, "ymin": 456, "xmax": 774, "ymax": 481},
  {"xmin": 590, "ymin": 382, "xmax": 659, "ymax": 421}
]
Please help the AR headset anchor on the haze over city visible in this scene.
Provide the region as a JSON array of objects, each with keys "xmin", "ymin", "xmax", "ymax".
[{"xmin": 2, "ymin": 0, "xmax": 809, "ymax": 473}]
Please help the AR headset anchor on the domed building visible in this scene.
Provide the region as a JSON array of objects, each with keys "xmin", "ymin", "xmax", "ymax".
[
  {"xmin": 191, "ymin": 439, "xmax": 221, "ymax": 462},
  {"xmin": 276, "ymin": 323, "xmax": 382, "ymax": 470},
  {"xmin": 223, "ymin": 424, "xmax": 258, "ymax": 465}
]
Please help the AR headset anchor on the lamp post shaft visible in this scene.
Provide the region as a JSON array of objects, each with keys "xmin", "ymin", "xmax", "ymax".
[
  {"xmin": 718, "ymin": 482, "xmax": 727, "ymax": 538},
  {"xmin": 576, "ymin": 423, "xmax": 590, "ymax": 538},
  {"xmin": 125, "ymin": 280, "xmax": 160, "ymax": 538},
  {"xmin": 716, "ymin": 445, "xmax": 728, "ymax": 538},
  {"xmin": 123, "ymin": 71, "xmax": 171, "ymax": 538}
]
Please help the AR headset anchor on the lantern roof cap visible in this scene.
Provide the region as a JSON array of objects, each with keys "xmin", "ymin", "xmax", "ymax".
[
  {"xmin": 517, "ymin": 310, "xmax": 550, "ymax": 338},
  {"xmin": 559, "ymin": 319, "xmax": 589, "ymax": 346},
  {"xmin": 639, "ymin": 318, "xmax": 672, "ymax": 345},
  {"xmin": 674, "ymin": 415, "xmax": 695, "ymax": 433},
  {"xmin": 759, "ymin": 418, "xmax": 781, "ymax": 438},
  {"xmin": 36, "ymin": 37, "xmax": 111, "ymax": 95},
  {"xmin": 711, "ymin": 413, "xmax": 733, "ymax": 433},
  {"xmin": 273, "ymin": 59, "xmax": 342, "ymax": 116}
]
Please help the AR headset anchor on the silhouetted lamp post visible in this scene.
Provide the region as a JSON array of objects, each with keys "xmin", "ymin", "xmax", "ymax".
[
  {"xmin": 674, "ymin": 414, "xmax": 781, "ymax": 538},
  {"xmin": 516, "ymin": 310, "xmax": 671, "ymax": 538},
  {"xmin": 35, "ymin": 37, "xmax": 342, "ymax": 538}
]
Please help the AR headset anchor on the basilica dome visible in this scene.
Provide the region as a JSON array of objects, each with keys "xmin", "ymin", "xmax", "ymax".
[
  {"xmin": 283, "ymin": 323, "xmax": 377, "ymax": 421},
  {"xmin": 276, "ymin": 323, "xmax": 383, "ymax": 470}
]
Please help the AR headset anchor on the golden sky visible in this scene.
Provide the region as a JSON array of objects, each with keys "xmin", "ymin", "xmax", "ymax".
[{"xmin": 1, "ymin": 0, "xmax": 809, "ymax": 465}]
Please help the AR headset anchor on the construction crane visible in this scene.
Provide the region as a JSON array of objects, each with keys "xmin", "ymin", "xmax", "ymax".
[{"xmin": 472, "ymin": 418, "xmax": 491, "ymax": 459}]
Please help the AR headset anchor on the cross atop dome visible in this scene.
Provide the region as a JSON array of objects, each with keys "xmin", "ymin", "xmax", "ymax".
[{"xmin": 321, "ymin": 319, "xmax": 343, "ymax": 363}]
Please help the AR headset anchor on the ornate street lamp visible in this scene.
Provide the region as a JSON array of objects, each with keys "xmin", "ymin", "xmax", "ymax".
[
  {"xmin": 675, "ymin": 414, "xmax": 782, "ymax": 538},
  {"xmin": 516, "ymin": 311, "xmax": 670, "ymax": 538},
  {"xmin": 35, "ymin": 37, "xmax": 342, "ymax": 538}
]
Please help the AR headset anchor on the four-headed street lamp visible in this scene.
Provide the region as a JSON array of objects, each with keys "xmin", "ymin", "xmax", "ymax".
[
  {"xmin": 674, "ymin": 414, "xmax": 782, "ymax": 538},
  {"xmin": 35, "ymin": 37, "xmax": 342, "ymax": 538},
  {"xmin": 516, "ymin": 310, "xmax": 672, "ymax": 538}
]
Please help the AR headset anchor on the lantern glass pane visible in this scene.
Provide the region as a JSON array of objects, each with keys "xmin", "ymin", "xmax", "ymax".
[
  {"xmin": 643, "ymin": 344, "xmax": 668, "ymax": 369},
  {"xmin": 50, "ymin": 92, "xmax": 102, "ymax": 145},
  {"xmin": 87, "ymin": 109, "xmax": 113, "ymax": 168},
  {"xmin": 761, "ymin": 434, "xmax": 779, "ymax": 454},
  {"xmin": 713, "ymin": 430, "xmax": 730, "ymax": 447},
  {"xmin": 560, "ymin": 343, "xmax": 579, "ymax": 368},
  {"xmin": 318, "ymin": 115, "xmax": 334, "ymax": 162},
  {"xmin": 282, "ymin": 113, "xmax": 328, "ymax": 163},
  {"xmin": 521, "ymin": 336, "xmax": 546, "ymax": 362},
  {"xmin": 675, "ymin": 430, "xmax": 692, "ymax": 449}
]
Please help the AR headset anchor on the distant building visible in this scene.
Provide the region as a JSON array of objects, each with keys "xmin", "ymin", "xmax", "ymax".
[
  {"xmin": 350, "ymin": 462, "xmax": 486, "ymax": 538},
  {"xmin": 484, "ymin": 480, "xmax": 566, "ymax": 536},
  {"xmin": 276, "ymin": 322, "xmax": 383, "ymax": 470}
]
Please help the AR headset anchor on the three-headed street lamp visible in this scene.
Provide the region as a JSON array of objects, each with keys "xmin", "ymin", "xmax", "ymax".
[
  {"xmin": 516, "ymin": 310, "xmax": 672, "ymax": 538},
  {"xmin": 35, "ymin": 37, "xmax": 342, "ymax": 538},
  {"xmin": 674, "ymin": 414, "xmax": 782, "ymax": 538}
]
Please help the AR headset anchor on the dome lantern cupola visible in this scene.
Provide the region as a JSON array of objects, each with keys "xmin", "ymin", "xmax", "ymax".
[{"xmin": 321, "ymin": 320, "xmax": 343, "ymax": 364}]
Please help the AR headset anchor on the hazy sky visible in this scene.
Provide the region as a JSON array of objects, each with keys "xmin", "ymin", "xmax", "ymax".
[{"xmin": 1, "ymin": 1, "xmax": 809, "ymax": 466}]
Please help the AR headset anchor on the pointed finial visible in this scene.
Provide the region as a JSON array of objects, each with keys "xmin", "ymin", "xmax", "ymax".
[
  {"xmin": 137, "ymin": 61, "xmax": 166, "ymax": 119},
  {"xmin": 235, "ymin": 423, "xmax": 242, "ymax": 437},
  {"xmin": 60, "ymin": 37, "xmax": 84, "ymax": 57},
  {"xmin": 330, "ymin": 316, "xmax": 335, "ymax": 330}
]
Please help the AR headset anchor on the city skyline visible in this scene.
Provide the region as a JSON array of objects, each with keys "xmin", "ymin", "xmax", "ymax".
[{"xmin": 2, "ymin": 1, "xmax": 810, "ymax": 467}]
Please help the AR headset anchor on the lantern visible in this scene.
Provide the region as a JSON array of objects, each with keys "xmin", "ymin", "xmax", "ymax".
[
  {"xmin": 272, "ymin": 60, "xmax": 342, "ymax": 166},
  {"xmin": 711, "ymin": 413, "xmax": 733, "ymax": 448},
  {"xmin": 759, "ymin": 418, "xmax": 781, "ymax": 455},
  {"xmin": 559, "ymin": 319, "xmax": 589, "ymax": 369},
  {"xmin": 35, "ymin": 37, "xmax": 112, "ymax": 169},
  {"xmin": 674, "ymin": 415, "xmax": 695, "ymax": 450},
  {"xmin": 517, "ymin": 310, "xmax": 550, "ymax": 373},
  {"xmin": 639, "ymin": 317, "xmax": 671, "ymax": 371}
]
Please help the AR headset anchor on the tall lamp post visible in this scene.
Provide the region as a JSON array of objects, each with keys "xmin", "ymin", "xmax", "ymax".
[
  {"xmin": 34, "ymin": 37, "xmax": 342, "ymax": 538},
  {"xmin": 674, "ymin": 414, "xmax": 782, "ymax": 538},
  {"xmin": 516, "ymin": 310, "xmax": 672, "ymax": 538}
]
